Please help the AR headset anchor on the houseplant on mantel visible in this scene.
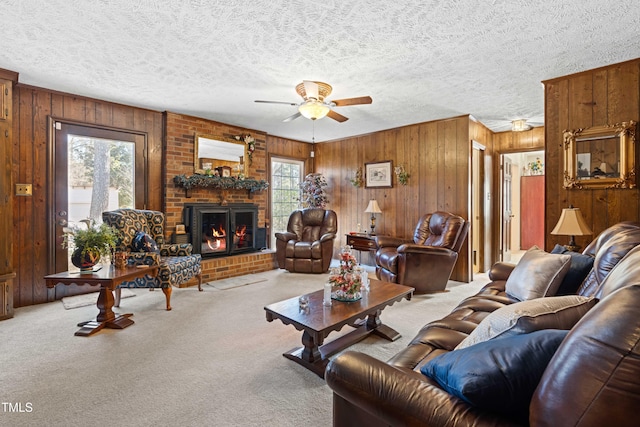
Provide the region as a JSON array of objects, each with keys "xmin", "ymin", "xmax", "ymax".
[
  {"xmin": 62, "ymin": 219, "xmax": 119, "ymax": 273},
  {"xmin": 173, "ymin": 174, "xmax": 269, "ymax": 197}
]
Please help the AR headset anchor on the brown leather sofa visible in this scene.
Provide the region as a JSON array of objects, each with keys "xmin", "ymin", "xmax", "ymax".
[
  {"xmin": 275, "ymin": 208, "xmax": 337, "ymax": 273},
  {"xmin": 375, "ymin": 211, "xmax": 469, "ymax": 293},
  {"xmin": 326, "ymin": 222, "xmax": 640, "ymax": 426}
]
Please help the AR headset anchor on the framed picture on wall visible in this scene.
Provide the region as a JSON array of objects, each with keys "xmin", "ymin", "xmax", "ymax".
[{"xmin": 365, "ymin": 161, "xmax": 393, "ymax": 188}]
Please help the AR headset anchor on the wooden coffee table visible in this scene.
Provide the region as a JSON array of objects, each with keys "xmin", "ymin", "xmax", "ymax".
[
  {"xmin": 45, "ymin": 265, "xmax": 159, "ymax": 336},
  {"xmin": 264, "ymin": 278, "xmax": 414, "ymax": 378}
]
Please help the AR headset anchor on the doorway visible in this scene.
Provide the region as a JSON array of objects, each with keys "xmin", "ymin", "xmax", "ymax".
[
  {"xmin": 51, "ymin": 121, "xmax": 147, "ymax": 296},
  {"xmin": 500, "ymin": 150, "xmax": 545, "ymax": 263},
  {"xmin": 472, "ymin": 141, "xmax": 486, "ymax": 274}
]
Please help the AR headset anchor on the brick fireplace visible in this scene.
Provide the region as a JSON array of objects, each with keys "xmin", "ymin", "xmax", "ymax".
[
  {"xmin": 163, "ymin": 112, "xmax": 277, "ymax": 284},
  {"xmin": 184, "ymin": 203, "xmax": 261, "ymax": 258}
]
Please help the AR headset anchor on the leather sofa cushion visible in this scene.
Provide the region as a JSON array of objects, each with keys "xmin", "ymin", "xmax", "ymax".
[
  {"xmin": 421, "ymin": 329, "xmax": 568, "ymax": 424},
  {"xmin": 455, "ymin": 295, "xmax": 596, "ymax": 350},
  {"xmin": 505, "ymin": 246, "xmax": 571, "ymax": 301}
]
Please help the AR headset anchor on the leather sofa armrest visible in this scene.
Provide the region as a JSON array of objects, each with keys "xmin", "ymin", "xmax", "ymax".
[
  {"xmin": 275, "ymin": 231, "xmax": 297, "ymax": 242},
  {"xmin": 320, "ymin": 233, "xmax": 336, "ymax": 242},
  {"xmin": 488, "ymin": 262, "xmax": 516, "ymax": 281},
  {"xmin": 397, "ymin": 244, "xmax": 455, "ymax": 256},
  {"xmin": 326, "ymin": 351, "xmax": 511, "ymax": 427},
  {"xmin": 375, "ymin": 235, "xmax": 410, "ymax": 248}
]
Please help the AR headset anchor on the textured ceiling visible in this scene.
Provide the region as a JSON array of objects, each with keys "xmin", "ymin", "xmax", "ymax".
[{"xmin": 2, "ymin": 0, "xmax": 639, "ymax": 142}]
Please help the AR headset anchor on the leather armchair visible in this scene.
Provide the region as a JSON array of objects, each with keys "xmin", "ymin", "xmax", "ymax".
[
  {"xmin": 375, "ymin": 211, "xmax": 469, "ymax": 293},
  {"xmin": 275, "ymin": 208, "xmax": 337, "ymax": 273}
]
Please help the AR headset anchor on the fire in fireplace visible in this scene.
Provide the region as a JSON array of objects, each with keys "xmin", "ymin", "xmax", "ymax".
[{"xmin": 184, "ymin": 203, "xmax": 259, "ymax": 258}]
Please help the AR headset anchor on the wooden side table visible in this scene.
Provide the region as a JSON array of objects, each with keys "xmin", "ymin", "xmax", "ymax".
[
  {"xmin": 345, "ymin": 233, "xmax": 378, "ymax": 264},
  {"xmin": 45, "ymin": 265, "xmax": 159, "ymax": 336}
]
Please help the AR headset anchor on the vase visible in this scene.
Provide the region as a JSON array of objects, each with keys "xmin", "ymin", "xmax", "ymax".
[{"xmin": 71, "ymin": 248, "xmax": 100, "ymax": 273}]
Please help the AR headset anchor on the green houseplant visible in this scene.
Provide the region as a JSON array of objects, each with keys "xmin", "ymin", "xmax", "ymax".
[{"xmin": 62, "ymin": 219, "xmax": 119, "ymax": 272}]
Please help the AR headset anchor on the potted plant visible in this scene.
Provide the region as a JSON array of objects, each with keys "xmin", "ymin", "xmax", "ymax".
[
  {"xmin": 299, "ymin": 173, "xmax": 329, "ymax": 208},
  {"xmin": 62, "ymin": 219, "xmax": 120, "ymax": 272}
]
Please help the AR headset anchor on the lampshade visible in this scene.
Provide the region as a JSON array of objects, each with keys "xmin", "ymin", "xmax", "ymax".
[
  {"xmin": 551, "ymin": 207, "xmax": 593, "ymax": 236},
  {"xmin": 511, "ymin": 119, "xmax": 532, "ymax": 132},
  {"xmin": 298, "ymin": 100, "xmax": 330, "ymax": 120},
  {"xmin": 364, "ymin": 199, "xmax": 382, "ymax": 214}
]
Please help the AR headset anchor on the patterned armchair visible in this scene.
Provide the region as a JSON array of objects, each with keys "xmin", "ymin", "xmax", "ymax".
[{"xmin": 102, "ymin": 209, "xmax": 202, "ymax": 310}]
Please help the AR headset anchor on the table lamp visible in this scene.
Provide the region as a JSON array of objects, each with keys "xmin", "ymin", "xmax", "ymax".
[
  {"xmin": 364, "ymin": 199, "xmax": 382, "ymax": 235},
  {"xmin": 550, "ymin": 206, "xmax": 593, "ymax": 252}
]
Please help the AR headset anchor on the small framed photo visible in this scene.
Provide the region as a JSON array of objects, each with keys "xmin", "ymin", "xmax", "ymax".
[
  {"xmin": 365, "ymin": 161, "xmax": 393, "ymax": 188},
  {"xmin": 217, "ymin": 166, "xmax": 232, "ymax": 177}
]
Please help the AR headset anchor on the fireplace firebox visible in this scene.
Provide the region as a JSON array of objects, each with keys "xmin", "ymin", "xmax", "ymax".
[{"xmin": 184, "ymin": 203, "xmax": 258, "ymax": 258}]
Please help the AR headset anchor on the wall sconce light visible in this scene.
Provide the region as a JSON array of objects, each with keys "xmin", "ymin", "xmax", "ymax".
[
  {"xmin": 364, "ymin": 199, "xmax": 382, "ymax": 235},
  {"xmin": 512, "ymin": 119, "xmax": 532, "ymax": 132},
  {"xmin": 551, "ymin": 206, "xmax": 593, "ymax": 252}
]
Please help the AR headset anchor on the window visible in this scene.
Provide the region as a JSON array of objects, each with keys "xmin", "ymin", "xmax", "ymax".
[
  {"xmin": 270, "ymin": 158, "xmax": 304, "ymax": 245},
  {"xmin": 67, "ymin": 135, "xmax": 135, "ymax": 227}
]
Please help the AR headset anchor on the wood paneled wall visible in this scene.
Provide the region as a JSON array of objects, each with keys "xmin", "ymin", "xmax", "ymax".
[
  {"xmin": 544, "ymin": 58, "xmax": 640, "ymax": 251},
  {"xmin": 12, "ymin": 85, "xmax": 163, "ymax": 307},
  {"xmin": 315, "ymin": 115, "xmax": 487, "ymax": 283}
]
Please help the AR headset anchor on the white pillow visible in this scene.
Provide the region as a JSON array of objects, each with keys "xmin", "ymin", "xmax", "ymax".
[
  {"xmin": 505, "ymin": 246, "xmax": 571, "ymax": 301},
  {"xmin": 456, "ymin": 295, "xmax": 596, "ymax": 350}
]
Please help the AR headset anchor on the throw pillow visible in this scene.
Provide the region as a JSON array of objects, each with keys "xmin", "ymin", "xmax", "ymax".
[
  {"xmin": 421, "ymin": 329, "xmax": 569, "ymax": 423},
  {"xmin": 132, "ymin": 231, "xmax": 159, "ymax": 253},
  {"xmin": 550, "ymin": 244, "xmax": 595, "ymax": 295},
  {"xmin": 455, "ymin": 295, "xmax": 596, "ymax": 350},
  {"xmin": 505, "ymin": 246, "xmax": 571, "ymax": 301}
]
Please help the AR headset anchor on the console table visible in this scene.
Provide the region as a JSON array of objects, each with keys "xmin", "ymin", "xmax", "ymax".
[{"xmin": 45, "ymin": 265, "xmax": 159, "ymax": 336}]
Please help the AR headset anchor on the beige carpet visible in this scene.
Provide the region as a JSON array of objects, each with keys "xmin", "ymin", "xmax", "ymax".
[
  {"xmin": 0, "ymin": 268, "xmax": 489, "ymax": 427},
  {"xmin": 61, "ymin": 288, "xmax": 136, "ymax": 309},
  {"xmin": 207, "ymin": 273, "xmax": 270, "ymax": 290}
]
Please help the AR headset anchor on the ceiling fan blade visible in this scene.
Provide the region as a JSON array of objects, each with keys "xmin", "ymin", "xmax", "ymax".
[
  {"xmin": 303, "ymin": 80, "xmax": 319, "ymax": 100},
  {"xmin": 255, "ymin": 100, "xmax": 298, "ymax": 106},
  {"xmin": 283, "ymin": 112, "xmax": 302, "ymax": 122},
  {"xmin": 331, "ymin": 96, "xmax": 373, "ymax": 107},
  {"xmin": 327, "ymin": 110, "xmax": 348, "ymax": 123}
]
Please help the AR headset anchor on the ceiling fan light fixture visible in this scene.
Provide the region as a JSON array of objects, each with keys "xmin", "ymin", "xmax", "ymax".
[
  {"xmin": 512, "ymin": 119, "xmax": 532, "ymax": 132},
  {"xmin": 298, "ymin": 100, "xmax": 330, "ymax": 120}
]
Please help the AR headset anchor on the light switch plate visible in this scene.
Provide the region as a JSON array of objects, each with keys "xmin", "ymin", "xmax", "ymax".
[{"xmin": 15, "ymin": 183, "xmax": 32, "ymax": 196}]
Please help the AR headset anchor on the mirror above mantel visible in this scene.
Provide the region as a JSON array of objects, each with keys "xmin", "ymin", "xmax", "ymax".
[
  {"xmin": 194, "ymin": 133, "xmax": 248, "ymax": 176},
  {"xmin": 562, "ymin": 121, "xmax": 637, "ymax": 189}
]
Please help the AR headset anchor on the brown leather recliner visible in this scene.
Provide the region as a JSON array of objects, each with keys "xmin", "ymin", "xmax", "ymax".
[
  {"xmin": 275, "ymin": 208, "xmax": 337, "ymax": 273},
  {"xmin": 375, "ymin": 211, "xmax": 469, "ymax": 293}
]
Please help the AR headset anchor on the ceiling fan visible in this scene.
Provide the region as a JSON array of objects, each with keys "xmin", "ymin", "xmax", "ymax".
[{"xmin": 255, "ymin": 80, "xmax": 372, "ymax": 123}]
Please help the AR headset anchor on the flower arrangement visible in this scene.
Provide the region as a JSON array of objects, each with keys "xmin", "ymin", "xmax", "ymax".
[
  {"xmin": 526, "ymin": 157, "xmax": 544, "ymax": 175},
  {"xmin": 235, "ymin": 134, "xmax": 255, "ymax": 165},
  {"xmin": 349, "ymin": 167, "xmax": 364, "ymax": 187},
  {"xmin": 298, "ymin": 173, "xmax": 329, "ymax": 208},
  {"xmin": 329, "ymin": 246, "xmax": 362, "ymax": 301},
  {"xmin": 394, "ymin": 165, "xmax": 410, "ymax": 185}
]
